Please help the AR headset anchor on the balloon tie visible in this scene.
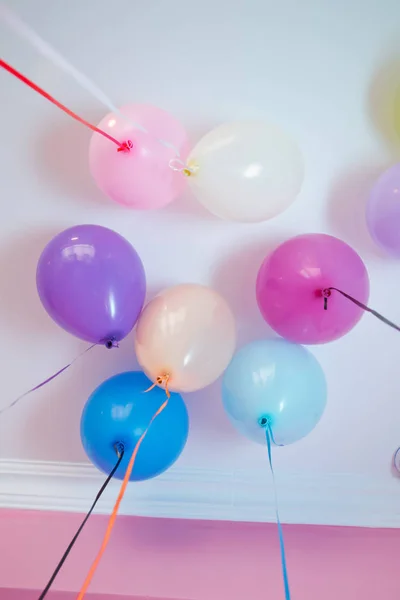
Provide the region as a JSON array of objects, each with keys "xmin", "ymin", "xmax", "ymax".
[
  {"xmin": 117, "ymin": 140, "xmax": 133, "ymax": 153},
  {"xmin": 144, "ymin": 374, "xmax": 171, "ymax": 399},
  {"xmin": 259, "ymin": 417, "xmax": 291, "ymax": 600},
  {"xmin": 322, "ymin": 287, "xmax": 400, "ymax": 332},
  {"xmin": 76, "ymin": 399, "xmax": 169, "ymax": 599},
  {"xmin": 0, "ymin": 343, "xmax": 96, "ymax": 416},
  {"xmin": 321, "ymin": 288, "xmax": 331, "ymax": 310},
  {"xmin": 105, "ymin": 338, "xmax": 119, "ymax": 349},
  {"xmin": 169, "ymin": 158, "xmax": 197, "ymax": 177}
]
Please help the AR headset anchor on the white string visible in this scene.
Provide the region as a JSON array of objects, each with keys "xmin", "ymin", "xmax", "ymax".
[
  {"xmin": 0, "ymin": 2, "xmax": 182, "ymax": 158},
  {"xmin": 0, "ymin": 3, "xmax": 119, "ymax": 113}
]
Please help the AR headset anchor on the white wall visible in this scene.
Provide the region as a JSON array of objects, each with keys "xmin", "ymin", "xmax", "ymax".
[{"xmin": 0, "ymin": 0, "xmax": 399, "ymax": 520}]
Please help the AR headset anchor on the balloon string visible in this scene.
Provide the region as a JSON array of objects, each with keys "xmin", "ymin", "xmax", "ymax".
[
  {"xmin": 0, "ymin": 59, "xmax": 128, "ymax": 151},
  {"xmin": 0, "ymin": 5, "xmax": 182, "ymax": 159},
  {"xmin": 76, "ymin": 399, "xmax": 169, "ymax": 599},
  {"xmin": 144, "ymin": 373, "xmax": 171, "ymax": 399},
  {"xmin": 0, "ymin": 343, "xmax": 96, "ymax": 416},
  {"xmin": 0, "ymin": 3, "xmax": 120, "ymax": 115},
  {"xmin": 322, "ymin": 287, "xmax": 400, "ymax": 332},
  {"xmin": 38, "ymin": 445, "xmax": 125, "ymax": 600},
  {"xmin": 264, "ymin": 423, "xmax": 291, "ymax": 600}
]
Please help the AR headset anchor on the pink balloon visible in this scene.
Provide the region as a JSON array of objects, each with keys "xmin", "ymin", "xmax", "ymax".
[
  {"xmin": 256, "ymin": 234, "xmax": 369, "ymax": 344},
  {"xmin": 89, "ymin": 104, "xmax": 189, "ymax": 209}
]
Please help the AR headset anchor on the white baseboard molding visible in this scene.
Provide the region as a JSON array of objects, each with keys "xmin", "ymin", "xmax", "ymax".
[{"xmin": 0, "ymin": 459, "xmax": 399, "ymax": 528}]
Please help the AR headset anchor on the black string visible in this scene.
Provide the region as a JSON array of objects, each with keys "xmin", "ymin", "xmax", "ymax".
[
  {"xmin": 323, "ymin": 287, "xmax": 400, "ymax": 333},
  {"xmin": 37, "ymin": 444, "xmax": 125, "ymax": 600}
]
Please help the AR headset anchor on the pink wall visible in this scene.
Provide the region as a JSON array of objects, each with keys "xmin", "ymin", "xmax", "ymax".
[
  {"xmin": 0, "ymin": 509, "xmax": 399, "ymax": 600},
  {"xmin": 0, "ymin": 592, "xmax": 156, "ymax": 600}
]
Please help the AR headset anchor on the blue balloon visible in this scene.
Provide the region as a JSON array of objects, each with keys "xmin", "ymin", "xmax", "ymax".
[
  {"xmin": 222, "ymin": 339, "xmax": 327, "ymax": 445},
  {"xmin": 80, "ymin": 371, "xmax": 189, "ymax": 481}
]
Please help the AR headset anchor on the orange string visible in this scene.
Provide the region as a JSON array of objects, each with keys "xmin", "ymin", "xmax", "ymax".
[
  {"xmin": 144, "ymin": 373, "xmax": 171, "ymax": 399},
  {"xmin": 76, "ymin": 398, "xmax": 169, "ymax": 599}
]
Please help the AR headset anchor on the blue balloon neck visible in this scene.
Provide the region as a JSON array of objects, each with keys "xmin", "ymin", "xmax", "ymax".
[
  {"xmin": 258, "ymin": 415, "xmax": 272, "ymax": 428},
  {"xmin": 113, "ymin": 442, "xmax": 125, "ymax": 458},
  {"xmin": 259, "ymin": 416, "xmax": 283, "ymax": 447}
]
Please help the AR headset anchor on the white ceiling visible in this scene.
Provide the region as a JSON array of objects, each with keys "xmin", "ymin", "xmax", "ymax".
[{"xmin": 0, "ymin": 0, "xmax": 399, "ymax": 526}]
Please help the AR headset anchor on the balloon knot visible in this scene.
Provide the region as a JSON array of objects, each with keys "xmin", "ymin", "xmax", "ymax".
[
  {"xmin": 322, "ymin": 288, "xmax": 332, "ymax": 311},
  {"xmin": 144, "ymin": 373, "xmax": 171, "ymax": 399},
  {"xmin": 117, "ymin": 140, "xmax": 133, "ymax": 153},
  {"xmin": 105, "ymin": 339, "xmax": 119, "ymax": 349},
  {"xmin": 113, "ymin": 442, "xmax": 125, "ymax": 458},
  {"xmin": 169, "ymin": 158, "xmax": 197, "ymax": 176},
  {"xmin": 258, "ymin": 415, "xmax": 271, "ymax": 428}
]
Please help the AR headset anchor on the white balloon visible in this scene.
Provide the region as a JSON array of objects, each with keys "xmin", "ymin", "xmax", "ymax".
[{"xmin": 186, "ymin": 121, "xmax": 304, "ymax": 223}]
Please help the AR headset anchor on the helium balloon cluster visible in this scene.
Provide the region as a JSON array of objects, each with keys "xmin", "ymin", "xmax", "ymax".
[
  {"xmin": 3, "ymin": 30, "xmax": 399, "ymax": 600},
  {"xmin": 35, "ymin": 221, "xmax": 337, "ymax": 480},
  {"xmin": 35, "ymin": 225, "xmax": 239, "ymax": 480},
  {"xmin": 31, "ymin": 102, "xmax": 399, "ymax": 484}
]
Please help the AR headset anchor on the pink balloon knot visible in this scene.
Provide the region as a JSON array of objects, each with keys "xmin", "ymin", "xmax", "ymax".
[
  {"xmin": 321, "ymin": 288, "xmax": 332, "ymax": 311},
  {"xmin": 117, "ymin": 140, "xmax": 133, "ymax": 153}
]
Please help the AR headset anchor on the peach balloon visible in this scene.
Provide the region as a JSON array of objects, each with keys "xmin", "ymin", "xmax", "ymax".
[
  {"xmin": 135, "ymin": 284, "xmax": 236, "ymax": 393},
  {"xmin": 89, "ymin": 104, "xmax": 189, "ymax": 209}
]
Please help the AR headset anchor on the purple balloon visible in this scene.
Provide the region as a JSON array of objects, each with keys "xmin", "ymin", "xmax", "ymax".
[
  {"xmin": 37, "ymin": 225, "xmax": 146, "ymax": 344},
  {"xmin": 366, "ymin": 163, "xmax": 400, "ymax": 257}
]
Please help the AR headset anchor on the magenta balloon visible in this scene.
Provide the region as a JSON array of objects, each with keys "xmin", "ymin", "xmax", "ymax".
[
  {"xmin": 366, "ymin": 163, "xmax": 400, "ymax": 257},
  {"xmin": 36, "ymin": 225, "xmax": 146, "ymax": 345},
  {"xmin": 256, "ymin": 234, "xmax": 369, "ymax": 344}
]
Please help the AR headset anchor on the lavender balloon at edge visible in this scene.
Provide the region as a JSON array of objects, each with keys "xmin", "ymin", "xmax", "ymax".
[{"xmin": 366, "ymin": 163, "xmax": 400, "ymax": 257}]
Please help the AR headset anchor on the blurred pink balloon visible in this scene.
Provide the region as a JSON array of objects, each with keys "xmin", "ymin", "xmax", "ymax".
[
  {"xmin": 256, "ymin": 233, "xmax": 369, "ymax": 344},
  {"xmin": 89, "ymin": 104, "xmax": 189, "ymax": 209}
]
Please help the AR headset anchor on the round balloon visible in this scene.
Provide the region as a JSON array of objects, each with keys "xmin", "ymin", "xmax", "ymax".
[
  {"xmin": 222, "ymin": 339, "xmax": 327, "ymax": 445},
  {"xmin": 89, "ymin": 104, "xmax": 189, "ymax": 209},
  {"xmin": 81, "ymin": 371, "xmax": 189, "ymax": 481},
  {"xmin": 135, "ymin": 284, "xmax": 236, "ymax": 393},
  {"xmin": 186, "ymin": 121, "xmax": 304, "ymax": 222},
  {"xmin": 37, "ymin": 224, "xmax": 146, "ymax": 344},
  {"xmin": 256, "ymin": 233, "xmax": 369, "ymax": 344},
  {"xmin": 366, "ymin": 163, "xmax": 400, "ymax": 256}
]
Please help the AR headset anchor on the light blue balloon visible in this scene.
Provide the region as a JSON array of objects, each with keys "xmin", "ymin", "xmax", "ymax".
[{"xmin": 222, "ymin": 339, "xmax": 327, "ymax": 445}]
